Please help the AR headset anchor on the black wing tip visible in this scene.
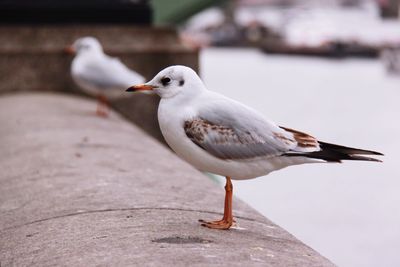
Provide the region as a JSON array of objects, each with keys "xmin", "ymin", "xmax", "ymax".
[
  {"xmin": 351, "ymin": 149, "xmax": 384, "ymax": 156},
  {"xmin": 318, "ymin": 141, "xmax": 384, "ymax": 156},
  {"xmin": 285, "ymin": 153, "xmax": 383, "ymax": 163},
  {"xmin": 348, "ymin": 155, "xmax": 383, "ymax": 163},
  {"xmin": 372, "ymin": 151, "xmax": 384, "ymax": 156}
]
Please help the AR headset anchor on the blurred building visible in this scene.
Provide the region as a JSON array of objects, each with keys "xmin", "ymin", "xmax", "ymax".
[{"xmin": 181, "ymin": 0, "xmax": 400, "ymax": 57}]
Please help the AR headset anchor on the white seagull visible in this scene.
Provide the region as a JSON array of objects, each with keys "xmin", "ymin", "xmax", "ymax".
[
  {"xmin": 126, "ymin": 65, "xmax": 383, "ymax": 230},
  {"xmin": 66, "ymin": 36, "xmax": 145, "ymax": 117}
]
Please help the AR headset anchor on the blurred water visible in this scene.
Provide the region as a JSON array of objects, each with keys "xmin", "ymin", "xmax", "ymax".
[{"xmin": 201, "ymin": 48, "xmax": 400, "ymax": 267}]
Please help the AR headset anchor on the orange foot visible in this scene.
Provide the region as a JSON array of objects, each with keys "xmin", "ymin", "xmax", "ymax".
[
  {"xmin": 96, "ymin": 109, "xmax": 108, "ymax": 118},
  {"xmin": 198, "ymin": 218, "xmax": 235, "ymax": 230}
]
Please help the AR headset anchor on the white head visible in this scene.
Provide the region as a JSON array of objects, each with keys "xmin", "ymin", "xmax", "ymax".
[
  {"xmin": 69, "ymin": 36, "xmax": 103, "ymax": 54},
  {"xmin": 126, "ymin": 65, "xmax": 206, "ymax": 99}
]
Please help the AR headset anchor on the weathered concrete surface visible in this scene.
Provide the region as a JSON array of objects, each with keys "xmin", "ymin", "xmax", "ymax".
[{"xmin": 0, "ymin": 93, "xmax": 334, "ymax": 266}]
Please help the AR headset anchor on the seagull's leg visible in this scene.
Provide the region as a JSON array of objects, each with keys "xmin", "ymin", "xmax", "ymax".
[
  {"xmin": 199, "ymin": 176, "xmax": 234, "ymax": 230},
  {"xmin": 96, "ymin": 94, "xmax": 109, "ymax": 117}
]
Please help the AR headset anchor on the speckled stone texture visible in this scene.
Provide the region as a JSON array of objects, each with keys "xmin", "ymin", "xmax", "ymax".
[{"xmin": 0, "ymin": 93, "xmax": 335, "ymax": 267}]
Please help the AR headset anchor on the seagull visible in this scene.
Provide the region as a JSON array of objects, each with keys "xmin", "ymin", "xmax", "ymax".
[
  {"xmin": 126, "ymin": 65, "xmax": 383, "ymax": 230},
  {"xmin": 66, "ymin": 36, "xmax": 145, "ymax": 117}
]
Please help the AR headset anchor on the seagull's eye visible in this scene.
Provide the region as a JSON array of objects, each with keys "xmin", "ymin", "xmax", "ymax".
[{"xmin": 161, "ymin": 77, "xmax": 171, "ymax": 86}]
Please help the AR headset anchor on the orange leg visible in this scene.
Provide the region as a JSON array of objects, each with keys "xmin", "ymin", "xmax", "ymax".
[
  {"xmin": 96, "ymin": 95, "xmax": 109, "ymax": 117},
  {"xmin": 199, "ymin": 176, "xmax": 234, "ymax": 230}
]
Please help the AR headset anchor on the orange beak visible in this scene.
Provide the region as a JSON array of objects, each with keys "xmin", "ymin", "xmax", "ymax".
[
  {"xmin": 126, "ymin": 84, "xmax": 155, "ymax": 92},
  {"xmin": 64, "ymin": 46, "xmax": 75, "ymax": 55}
]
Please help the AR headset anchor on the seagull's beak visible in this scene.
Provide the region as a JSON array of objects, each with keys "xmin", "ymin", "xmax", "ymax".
[
  {"xmin": 64, "ymin": 46, "xmax": 75, "ymax": 55},
  {"xmin": 126, "ymin": 84, "xmax": 155, "ymax": 92}
]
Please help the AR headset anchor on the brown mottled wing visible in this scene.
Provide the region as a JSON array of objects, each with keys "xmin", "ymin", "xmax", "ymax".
[
  {"xmin": 184, "ymin": 118, "xmax": 298, "ymax": 160},
  {"xmin": 279, "ymin": 126, "xmax": 319, "ymax": 149},
  {"xmin": 184, "ymin": 103, "xmax": 381, "ymax": 163}
]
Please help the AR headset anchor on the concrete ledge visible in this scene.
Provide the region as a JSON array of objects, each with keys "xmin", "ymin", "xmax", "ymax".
[{"xmin": 0, "ymin": 93, "xmax": 334, "ymax": 266}]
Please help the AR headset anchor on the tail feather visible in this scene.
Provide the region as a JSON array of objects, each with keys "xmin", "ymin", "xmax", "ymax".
[{"xmin": 285, "ymin": 142, "xmax": 383, "ymax": 163}]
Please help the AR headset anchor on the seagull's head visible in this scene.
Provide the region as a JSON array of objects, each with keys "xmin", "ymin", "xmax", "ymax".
[
  {"xmin": 126, "ymin": 65, "xmax": 205, "ymax": 99},
  {"xmin": 65, "ymin": 36, "xmax": 103, "ymax": 55}
]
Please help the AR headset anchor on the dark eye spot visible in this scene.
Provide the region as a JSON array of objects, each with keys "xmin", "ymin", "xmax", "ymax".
[
  {"xmin": 161, "ymin": 77, "xmax": 171, "ymax": 86},
  {"xmin": 179, "ymin": 80, "xmax": 185, "ymax": 86}
]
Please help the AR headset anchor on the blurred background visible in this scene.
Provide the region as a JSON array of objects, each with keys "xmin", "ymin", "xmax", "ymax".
[{"xmin": 1, "ymin": 0, "xmax": 399, "ymax": 266}]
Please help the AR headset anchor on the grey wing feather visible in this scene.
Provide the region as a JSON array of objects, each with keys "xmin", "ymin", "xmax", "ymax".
[
  {"xmin": 184, "ymin": 100, "xmax": 302, "ymax": 160},
  {"xmin": 77, "ymin": 56, "xmax": 144, "ymax": 90}
]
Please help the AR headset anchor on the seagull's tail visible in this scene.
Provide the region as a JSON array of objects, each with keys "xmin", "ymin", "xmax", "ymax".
[{"xmin": 286, "ymin": 142, "xmax": 383, "ymax": 163}]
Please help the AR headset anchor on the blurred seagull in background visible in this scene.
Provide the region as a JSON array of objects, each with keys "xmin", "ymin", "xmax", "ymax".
[
  {"xmin": 66, "ymin": 36, "xmax": 145, "ymax": 117},
  {"xmin": 126, "ymin": 65, "xmax": 383, "ymax": 230}
]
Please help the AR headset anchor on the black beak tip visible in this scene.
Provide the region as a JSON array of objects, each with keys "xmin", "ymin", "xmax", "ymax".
[{"xmin": 126, "ymin": 87, "xmax": 134, "ymax": 92}]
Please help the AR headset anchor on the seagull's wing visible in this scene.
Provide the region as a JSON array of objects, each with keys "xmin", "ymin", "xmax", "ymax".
[
  {"xmin": 76, "ymin": 55, "xmax": 144, "ymax": 90},
  {"xmin": 184, "ymin": 93, "xmax": 382, "ymax": 162},
  {"xmin": 184, "ymin": 95, "xmax": 319, "ymax": 160}
]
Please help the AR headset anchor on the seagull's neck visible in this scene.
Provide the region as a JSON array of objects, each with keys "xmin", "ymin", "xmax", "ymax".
[{"xmin": 161, "ymin": 87, "xmax": 207, "ymax": 115}]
